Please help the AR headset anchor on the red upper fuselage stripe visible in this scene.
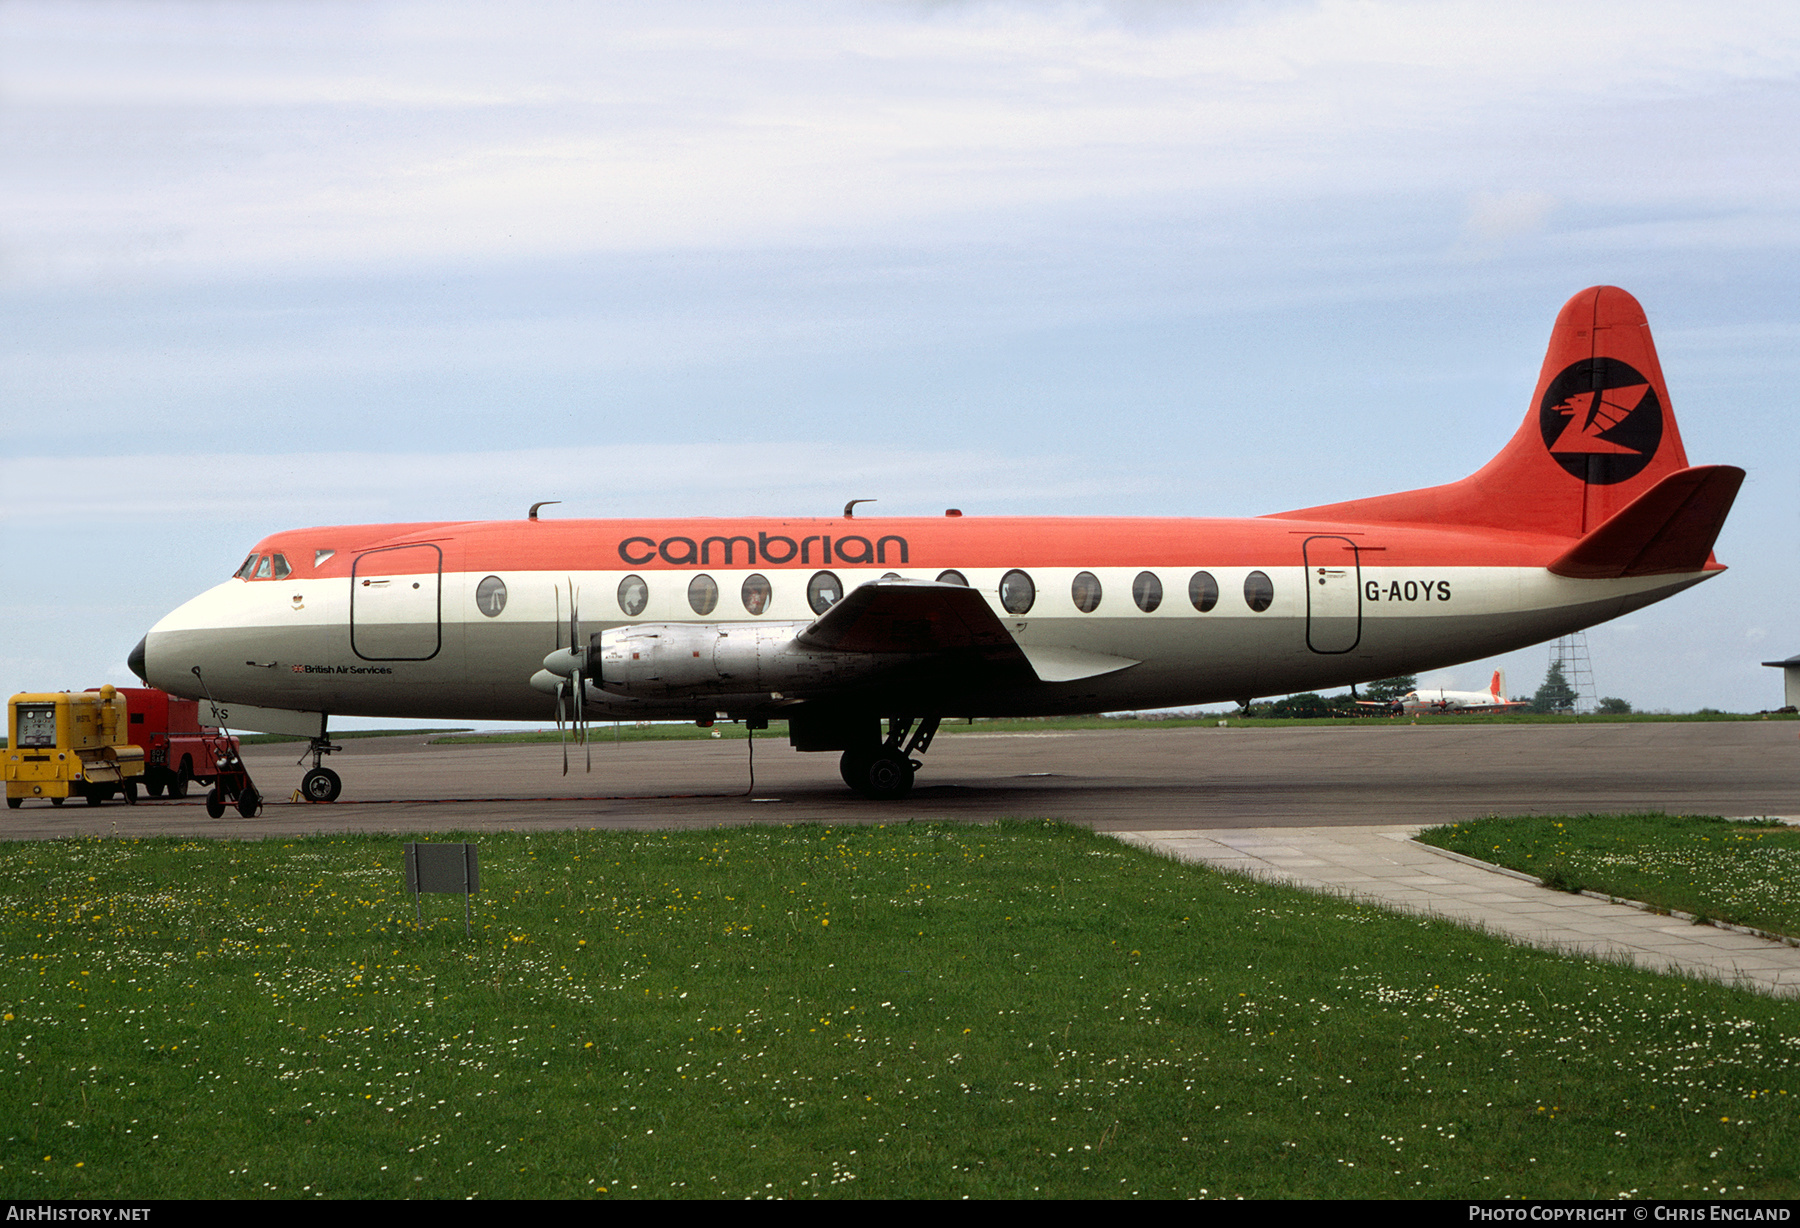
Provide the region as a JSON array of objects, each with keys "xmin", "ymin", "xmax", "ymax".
[{"xmin": 242, "ymin": 516, "xmax": 1584, "ymax": 580}]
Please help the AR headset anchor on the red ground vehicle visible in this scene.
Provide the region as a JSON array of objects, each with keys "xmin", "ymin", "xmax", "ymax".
[{"xmin": 95, "ymin": 687, "xmax": 242, "ymax": 800}]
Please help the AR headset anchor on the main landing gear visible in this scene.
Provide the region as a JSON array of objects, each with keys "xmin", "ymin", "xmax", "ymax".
[
  {"xmin": 297, "ymin": 715, "xmax": 343, "ymax": 803},
  {"xmin": 839, "ymin": 716, "xmax": 941, "ymax": 801}
]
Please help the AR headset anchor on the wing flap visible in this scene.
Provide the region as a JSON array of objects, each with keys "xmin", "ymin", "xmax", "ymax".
[{"xmin": 1019, "ymin": 645, "xmax": 1140, "ymax": 682}]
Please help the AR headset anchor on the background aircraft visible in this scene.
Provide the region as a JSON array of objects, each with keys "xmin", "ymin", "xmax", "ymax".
[
  {"xmin": 1366, "ymin": 670, "xmax": 1529, "ymax": 715},
  {"xmin": 131, "ymin": 287, "xmax": 1740, "ymax": 800}
]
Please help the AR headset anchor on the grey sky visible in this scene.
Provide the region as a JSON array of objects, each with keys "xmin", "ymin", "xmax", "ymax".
[{"xmin": 4, "ymin": 0, "xmax": 1796, "ymax": 719}]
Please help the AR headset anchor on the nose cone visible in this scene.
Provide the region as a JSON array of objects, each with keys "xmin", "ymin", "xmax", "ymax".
[{"xmin": 128, "ymin": 635, "xmax": 148, "ymax": 684}]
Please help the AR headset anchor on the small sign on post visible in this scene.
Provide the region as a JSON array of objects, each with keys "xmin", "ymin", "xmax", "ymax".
[{"xmin": 404, "ymin": 842, "xmax": 480, "ymax": 936}]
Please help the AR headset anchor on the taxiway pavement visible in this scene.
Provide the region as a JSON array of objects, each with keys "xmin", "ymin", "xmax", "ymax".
[{"xmin": 4, "ymin": 719, "xmax": 1793, "ymax": 838}]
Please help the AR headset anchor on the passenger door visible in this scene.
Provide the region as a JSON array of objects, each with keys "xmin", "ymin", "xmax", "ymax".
[
  {"xmin": 1302, "ymin": 535, "xmax": 1361, "ymax": 654},
  {"xmin": 350, "ymin": 544, "xmax": 443, "ymax": 661}
]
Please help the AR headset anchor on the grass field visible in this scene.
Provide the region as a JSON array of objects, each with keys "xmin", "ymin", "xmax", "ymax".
[
  {"xmin": 1419, "ymin": 814, "xmax": 1800, "ymax": 940},
  {"xmin": 4, "ymin": 821, "xmax": 1799, "ymax": 1200}
]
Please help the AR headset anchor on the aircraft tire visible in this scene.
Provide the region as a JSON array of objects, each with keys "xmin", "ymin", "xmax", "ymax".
[
  {"xmin": 841, "ymin": 747, "xmax": 915, "ymax": 801},
  {"xmin": 236, "ymin": 787, "xmax": 262, "ymax": 819},
  {"xmin": 301, "ymin": 768, "xmax": 342, "ymax": 803},
  {"xmin": 205, "ymin": 789, "xmax": 225, "ymax": 819}
]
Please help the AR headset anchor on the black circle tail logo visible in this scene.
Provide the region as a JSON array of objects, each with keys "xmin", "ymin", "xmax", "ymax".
[{"xmin": 1538, "ymin": 357, "xmax": 1663, "ymax": 485}]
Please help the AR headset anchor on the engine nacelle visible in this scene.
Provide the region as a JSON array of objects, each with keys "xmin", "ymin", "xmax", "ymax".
[{"xmin": 594, "ymin": 622, "xmax": 901, "ymax": 698}]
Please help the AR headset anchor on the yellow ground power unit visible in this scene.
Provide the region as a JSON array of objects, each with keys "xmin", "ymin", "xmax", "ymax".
[{"xmin": 6, "ymin": 686, "xmax": 146, "ymax": 809}]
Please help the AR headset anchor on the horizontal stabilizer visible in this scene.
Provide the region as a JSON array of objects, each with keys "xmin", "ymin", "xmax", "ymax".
[{"xmin": 1548, "ymin": 465, "xmax": 1744, "ymax": 579}]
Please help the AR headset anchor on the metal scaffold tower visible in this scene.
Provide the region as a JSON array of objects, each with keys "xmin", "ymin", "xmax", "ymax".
[{"xmin": 1551, "ymin": 633, "xmax": 1598, "ymax": 714}]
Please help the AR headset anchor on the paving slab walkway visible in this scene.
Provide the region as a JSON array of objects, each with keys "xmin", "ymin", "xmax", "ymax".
[{"xmin": 1115, "ymin": 824, "xmax": 1800, "ymax": 998}]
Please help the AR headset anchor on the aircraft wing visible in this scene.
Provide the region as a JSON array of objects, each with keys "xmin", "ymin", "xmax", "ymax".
[
  {"xmin": 796, "ymin": 580, "xmax": 1137, "ymax": 683},
  {"xmin": 798, "ymin": 579, "xmax": 1020, "ymax": 654}
]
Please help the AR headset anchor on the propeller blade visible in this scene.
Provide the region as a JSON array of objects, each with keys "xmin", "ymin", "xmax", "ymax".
[
  {"xmin": 576, "ymin": 667, "xmax": 592, "ymax": 773},
  {"xmin": 567, "ymin": 578, "xmax": 580, "ymax": 664},
  {"xmin": 556, "ymin": 679, "xmax": 568, "ymax": 776},
  {"xmin": 568, "ymin": 578, "xmax": 591, "ymax": 773}
]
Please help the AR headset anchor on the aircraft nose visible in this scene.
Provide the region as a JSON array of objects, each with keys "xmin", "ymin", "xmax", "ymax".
[{"xmin": 128, "ymin": 635, "xmax": 148, "ymax": 684}]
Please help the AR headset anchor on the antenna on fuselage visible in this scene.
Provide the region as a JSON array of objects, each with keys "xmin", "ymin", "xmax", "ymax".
[
  {"xmin": 843, "ymin": 499, "xmax": 875, "ymax": 519},
  {"xmin": 529, "ymin": 501, "xmax": 561, "ymax": 520}
]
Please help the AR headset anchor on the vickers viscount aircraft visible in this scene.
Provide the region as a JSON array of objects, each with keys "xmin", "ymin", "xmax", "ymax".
[
  {"xmin": 130, "ymin": 287, "xmax": 1741, "ymax": 801},
  {"xmin": 1362, "ymin": 670, "xmax": 1530, "ymax": 715}
]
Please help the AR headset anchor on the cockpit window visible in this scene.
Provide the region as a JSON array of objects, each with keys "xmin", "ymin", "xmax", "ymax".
[
  {"xmin": 270, "ymin": 554, "xmax": 292, "ymax": 580},
  {"xmin": 254, "ymin": 556, "xmax": 273, "ymax": 579},
  {"xmin": 235, "ymin": 554, "xmax": 259, "ymax": 579},
  {"xmin": 314, "ymin": 549, "xmax": 335, "ymax": 568}
]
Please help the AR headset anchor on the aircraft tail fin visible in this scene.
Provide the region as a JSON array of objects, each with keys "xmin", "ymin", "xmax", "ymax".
[
  {"xmin": 1489, "ymin": 670, "xmax": 1505, "ymax": 701},
  {"xmin": 1271, "ymin": 287, "xmax": 1718, "ymax": 539}
]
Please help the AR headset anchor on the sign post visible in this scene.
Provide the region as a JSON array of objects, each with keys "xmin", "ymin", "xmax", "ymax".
[{"xmin": 404, "ymin": 842, "xmax": 480, "ymax": 936}]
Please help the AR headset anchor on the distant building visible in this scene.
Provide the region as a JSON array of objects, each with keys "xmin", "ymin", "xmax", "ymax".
[{"xmin": 1761, "ymin": 654, "xmax": 1800, "ymax": 709}]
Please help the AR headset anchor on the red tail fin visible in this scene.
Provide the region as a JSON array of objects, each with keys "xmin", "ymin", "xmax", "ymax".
[{"xmin": 1273, "ymin": 287, "xmax": 1694, "ymax": 537}]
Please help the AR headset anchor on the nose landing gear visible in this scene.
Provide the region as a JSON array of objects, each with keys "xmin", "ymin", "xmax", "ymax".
[
  {"xmin": 296, "ymin": 716, "xmax": 343, "ymax": 803},
  {"xmin": 840, "ymin": 716, "xmax": 940, "ymax": 801},
  {"xmin": 301, "ymin": 766, "xmax": 342, "ymax": 802}
]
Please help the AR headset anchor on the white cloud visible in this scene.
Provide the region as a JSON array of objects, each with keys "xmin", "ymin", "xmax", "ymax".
[
  {"xmin": 3, "ymin": 1, "xmax": 1798, "ymax": 285},
  {"xmin": 1463, "ymin": 190, "xmax": 1556, "ymax": 244},
  {"xmin": 0, "ymin": 442, "xmax": 1129, "ymax": 527}
]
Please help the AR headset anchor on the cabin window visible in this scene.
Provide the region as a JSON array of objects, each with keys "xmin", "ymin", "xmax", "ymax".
[
  {"xmin": 1071, "ymin": 571, "xmax": 1102, "ymax": 613},
  {"xmin": 999, "ymin": 569, "xmax": 1035, "ymax": 615},
  {"xmin": 476, "ymin": 576, "xmax": 508, "ymax": 617},
  {"xmin": 741, "ymin": 574, "xmax": 772, "ymax": 615},
  {"xmin": 1132, "ymin": 571, "xmax": 1163, "ymax": 613},
  {"xmin": 234, "ymin": 554, "xmax": 259, "ymax": 579},
  {"xmin": 270, "ymin": 554, "xmax": 292, "ymax": 580},
  {"xmin": 688, "ymin": 574, "xmax": 719, "ymax": 616},
  {"xmin": 1244, "ymin": 570, "xmax": 1274, "ymax": 612},
  {"xmin": 1189, "ymin": 570, "xmax": 1219, "ymax": 613},
  {"xmin": 936, "ymin": 570, "xmax": 968, "ymax": 586},
  {"xmin": 807, "ymin": 571, "xmax": 843, "ymax": 614},
  {"xmin": 618, "ymin": 574, "xmax": 648, "ymax": 617}
]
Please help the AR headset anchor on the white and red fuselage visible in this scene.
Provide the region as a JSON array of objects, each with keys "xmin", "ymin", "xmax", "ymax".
[
  {"xmin": 133, "ymin": 287, "xmax": 1742, "ymax": 783},
  {"xmin": 137, "ymin": 513, "xmax": 1713, "ymax": 722}
]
